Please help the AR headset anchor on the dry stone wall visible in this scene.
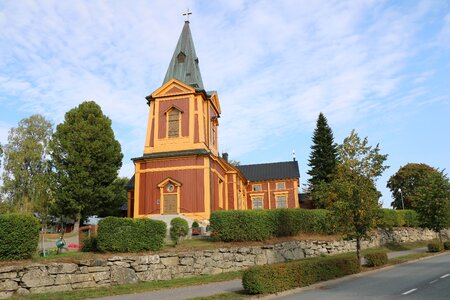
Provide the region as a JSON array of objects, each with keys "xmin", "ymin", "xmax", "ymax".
[{"xmin": 0, "ymin": 227, "xmax": 439, "ymax": 298}]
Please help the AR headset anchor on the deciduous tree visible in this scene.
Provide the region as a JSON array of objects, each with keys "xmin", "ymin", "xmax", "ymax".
[
  {"xmin": 314, "ymin": 130, "xmax": 388, "ymax": 262},
  {"xmin": 338, "ymin": 129, "xmax": 388, "ymax": 181},
  {"xmin": 51, "ymin": 101, "xmax": 123, "ymax": 231},
  {"xmin": 1, "ymin": 115, "xmax": 53, "ymax": 213},
  {"xmin": 415, "ymin": 171, "xmax": 450, "ymax": 244},
  {"xmin": 387, "ymin": 163, "xmax": 437, "ymax": 209}
]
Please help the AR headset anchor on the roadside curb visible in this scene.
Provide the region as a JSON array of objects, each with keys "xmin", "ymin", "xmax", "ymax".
[{"xmin": 259, "ymin": 251, "xmax": 449, "ymax": 299}]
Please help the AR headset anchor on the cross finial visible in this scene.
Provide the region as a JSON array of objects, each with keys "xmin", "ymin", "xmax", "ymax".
[{"xmin": 183, "ymin": 8, "xmax": 192, "ymax": 22}]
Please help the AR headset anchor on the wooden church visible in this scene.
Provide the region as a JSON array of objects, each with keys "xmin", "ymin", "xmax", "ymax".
[{"xmin": 126, "ymin": 18, "xmax": 300, "ymax": 221}]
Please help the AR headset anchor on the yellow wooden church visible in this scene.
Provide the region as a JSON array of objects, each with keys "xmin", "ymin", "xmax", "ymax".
[{"xmin": 126, "ymin": 18, "xmax": 300, "ymax": 221}]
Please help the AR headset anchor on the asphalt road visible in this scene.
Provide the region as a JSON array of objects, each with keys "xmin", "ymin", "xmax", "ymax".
[{"xmin": 275, "ymin": 253, "xmax": 450, "ymax": 300}]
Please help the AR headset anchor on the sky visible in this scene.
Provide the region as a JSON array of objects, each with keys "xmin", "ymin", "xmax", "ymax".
[{"xmin": 1, "ymin": 0, "xmax": 449, "ymax": 208}]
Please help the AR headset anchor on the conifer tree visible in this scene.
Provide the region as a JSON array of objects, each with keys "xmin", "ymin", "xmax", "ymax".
[
  {"xmin": 51, "ymin": 101, "xmax": 123, "ymax": 231},
  {"xmin": 307, "ymin": 113, "xmax": 338, "ymax": 196}
]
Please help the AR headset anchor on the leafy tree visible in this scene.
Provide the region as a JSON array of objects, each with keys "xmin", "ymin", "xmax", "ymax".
[
  {"xmin": 229, "ymin": 160, "xmax": 241, "ymax": 167},
  {"xmin": 96, "ymin": 177, "xmax": 129, "ymax": 217},
  {"xmin": 337, "ymin": 129, "xmax": 389, "ymax": 181},
  {"xmin": 314, "ymin": 130, "xmax": 387, "ymax": 262},
  {"xmin": 328, "ymin": 173, "xmax": 380, "ymax": 263},
  {"xmin": 307, "ymin": 113, "xmax": 338, "ymax": 195},
  {"xmin": 1, "ymin": 115, "xmax": 53, "ymax": 213},
  {"xmin": 387, "ymin": 163, "xmax": 437, "ymax": 209},
  {"xmin": 314, "ymin": 129, "xmax": 388, "ymax": 208},
  {"xmin": 51, "ymin": 101, "xmax": 123, "ymax": 231},
  {"xmin": 415, "ymin": 171, "xmax": 450, "ymax": 244}
]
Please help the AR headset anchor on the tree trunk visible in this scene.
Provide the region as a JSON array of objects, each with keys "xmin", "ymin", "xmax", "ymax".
[
  {"xmin": 438, "ymin": 231, "xmax": 443, "ymax": 245},
  {"xmin": 73, "ymin": 212, "xmax": 81, "ymax": 233},
  {"xmin": 356, "ymin": 236, "xmax": 361, "ymax": 265}
]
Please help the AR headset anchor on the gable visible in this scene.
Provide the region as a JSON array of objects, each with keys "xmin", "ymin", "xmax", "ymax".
[{"xmin": 151, "ymin": 79, "xmax": 196, "ymax": 98}]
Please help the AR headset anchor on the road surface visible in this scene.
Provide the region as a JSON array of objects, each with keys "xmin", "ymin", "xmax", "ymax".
[{"xmin": 275, "ymin": 252, "xmax": 450, "ymax": 300}]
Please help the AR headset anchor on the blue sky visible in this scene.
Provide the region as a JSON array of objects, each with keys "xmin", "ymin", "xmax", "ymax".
[{"xmin": 1, "ymin": 0, "xmax": 449, "ymax": 207}]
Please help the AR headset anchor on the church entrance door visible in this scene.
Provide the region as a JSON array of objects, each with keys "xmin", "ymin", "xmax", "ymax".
[{"xmin": 163, "ymin": 194, "xmax": 177, "ymax": 214}]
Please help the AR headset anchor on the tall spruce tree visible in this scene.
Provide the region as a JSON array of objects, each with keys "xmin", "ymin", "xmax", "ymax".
[
  {"xmin": 307, "ymin": 113, "xmax": 338, "ymax": 195},
  {"xmin": 51, "ymin": 101, "xmax": 123, "ymax": 231}
]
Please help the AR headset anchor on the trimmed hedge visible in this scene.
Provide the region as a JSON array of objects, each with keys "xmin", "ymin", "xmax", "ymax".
[
  {"xmin": 378, "ymin": 209, "xmax": 418, "ymax": 228},
  {"xmin": 364, "ymin": 251, "xmax": 388, "ymax": 267},
  {"xmin": 0, "ymin": 213, "xmax": 40, "ymax": 260},
  {"xmin": 210, "ymin": 210, "xmax": 273, "ymax": 242},
  {"xmin": 427, "ymin": 241, "xmax": 443, "ymax": 252},
  {"xmin": 97, "ymin": 217, "xmax": 166, "ymax": 252},
  {"xmin": 444, "ymin": 241, "xmax": 450, "ymax": 250},
  {"xmin": 210, "ymin": 209, "xmax": 333, "ymax": 242},
  {"xmin": 242, "ymin": 254, "xmax": 360, "ymax": 294}
]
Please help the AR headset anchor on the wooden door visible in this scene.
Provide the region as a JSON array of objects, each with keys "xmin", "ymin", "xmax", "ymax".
[{"xmin": 163, "ymin": 194, "xmax": 177, "ymax": 214}]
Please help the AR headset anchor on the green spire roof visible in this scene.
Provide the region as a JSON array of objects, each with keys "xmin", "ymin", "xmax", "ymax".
[{"xmin": 163, "ymin": 21, "xmax": 204, "ymax": 90}]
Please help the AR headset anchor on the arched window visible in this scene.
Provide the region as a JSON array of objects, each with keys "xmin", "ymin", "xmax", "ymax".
[{"xmin": 168, "ymin": 108, "xmax": 180, "ymax": 138}]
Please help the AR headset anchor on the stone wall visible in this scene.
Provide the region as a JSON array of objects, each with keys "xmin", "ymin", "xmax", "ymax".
[{"xmin": 0, "ymin": 227, "xmax": 439, "ymax": 298}]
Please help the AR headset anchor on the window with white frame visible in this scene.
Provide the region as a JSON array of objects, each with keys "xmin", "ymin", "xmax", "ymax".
[
  {"xmin": 252, "ymin": 197, "xmax": 263, "ymax": 209},
  {"xmin": 276, "ymin": 195, "xmax": 287, "ymax": 208},
  {"xmin": 252, "ymin": 184, "xmax": 262, "ymax": 192},
  {"xmin": 276, "ymin": 182, "xmax": 286, "ymax": 190}
]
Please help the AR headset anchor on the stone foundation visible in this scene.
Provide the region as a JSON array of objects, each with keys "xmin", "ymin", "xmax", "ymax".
[{"xmin": 0, "ymin": 227, "xmax": 440, "ymax": 298}]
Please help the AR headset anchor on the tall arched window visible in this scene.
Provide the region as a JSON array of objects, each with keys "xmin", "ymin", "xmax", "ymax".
[{"xmin": 168, "ymin": 108, "xmax": 180, "ymax": 138}]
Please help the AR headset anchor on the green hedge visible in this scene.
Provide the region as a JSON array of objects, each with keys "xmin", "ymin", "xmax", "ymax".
[
  {"xmin": 97, "ymin": 217, "xmax": 166, "ymax": 252},
  {"xmin": 0, "ymin": 213, "xmax": 40, "ymax": 260},
  {"xmin": 242, "ymin": 254, "xmax": 360, "ymax": 294},
  {"xmin": 210, "ymin": 209, "xmax": 333, "ymax": 242},
  {"xmin": 378, "ymin": 209, "xmax": 418, "ymax": 228},
  {"xmin": 211, "ymin": 208, "xmax": 419, "ymax": 242},
  {"xmin": 364, "ymin": 251, "xmax": 388, "ymax": 267},
  {"xmin": 210, "ymin": 210, "xmax": 273, "ymax": 242}
]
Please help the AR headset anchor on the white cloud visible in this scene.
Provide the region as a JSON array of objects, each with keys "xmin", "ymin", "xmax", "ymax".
[{"xmin": 0, "ymin": 0, "xmax": 449, "ymax": 181}]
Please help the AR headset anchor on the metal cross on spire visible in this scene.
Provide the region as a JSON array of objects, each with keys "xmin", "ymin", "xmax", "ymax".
[{"xmin": 183, "ymin": 8, "xmax": 192, "ymax": 22}]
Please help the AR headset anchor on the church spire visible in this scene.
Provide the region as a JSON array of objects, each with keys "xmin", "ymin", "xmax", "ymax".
[{"xmin": 163, "ymin": 17, "xmax": 204, "ymax": 90}]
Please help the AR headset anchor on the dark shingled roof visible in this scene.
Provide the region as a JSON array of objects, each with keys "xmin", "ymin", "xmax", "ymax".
[
  {"xmin": 236, "ymin": 161, "xmax": 300, "ymax": 182},
  {"xmin": 125, "ymin": 175, "xmax": 135, "ymax": 189}
]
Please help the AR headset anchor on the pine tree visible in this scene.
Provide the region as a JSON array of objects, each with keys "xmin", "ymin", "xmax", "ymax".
[
  {"xmin": 307, "ymin": 113, "xmax": 338, "ymax": 193},
  {"xmin": 51, "ymin": 101, "xmax": 123, "ymax": 231}
]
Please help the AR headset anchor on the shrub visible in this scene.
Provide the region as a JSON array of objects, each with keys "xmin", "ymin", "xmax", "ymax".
[
  {"xmin": 81, "ymin": 235, "xmax": 98, "ymax": 252},
  {"xmin": 0, "ymin": 213, "xmax": 40, "ymax": 260},
  {"xmin": 97, "ymin": 217, "xmax": 166, "ymax": 252},
  {"xmin": 210, "ymin": 210, "xmax": 273, "ymax": 242},
  {"xmin": 364, "ymin": 251, "xmax": 388, "ymax": 267},
  {"xmin": 242, "ymin": 254, "xmax": 360, "ymax": 294},
  {"xmin": 170, "ymin": 217, "xmax": 189, "ymax": 244},
  {"xmin": 210, "ymin": 209, "xmax": 334, "ymax": 242},
  {"xmin": 443, "ymin": 241, "xmax": 450, "ymax": 250},
  {"xmin": 428, "ymin": 241, "xmax": 443, "ymax": 252},
  {"xmin": 191, "ymin": 221, "xmax": 200, "ymax": 228}
]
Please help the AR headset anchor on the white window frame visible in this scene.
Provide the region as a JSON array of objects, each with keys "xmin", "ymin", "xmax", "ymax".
[
  {"xmin": 276, "ymin": 195, "xmax": 287, "ymax": 208},
  {"xmin": 276, "ymin": 182, "xmax": 286, "ymax": 190},
  {"xmin": 252, "ymin": 184, "xmax": 262, "ymax": 192},
  {"xmin": 252, "ymin": 197, "xmax": 263, "ymax": 209}
]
